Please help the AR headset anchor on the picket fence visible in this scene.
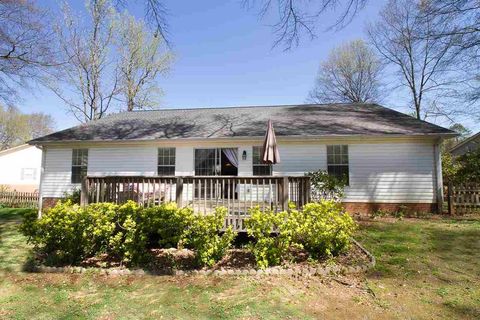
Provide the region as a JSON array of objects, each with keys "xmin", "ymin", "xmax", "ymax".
[{"xmin": 0, "ymin": 191, "xmax": 39, "ymax": 208}]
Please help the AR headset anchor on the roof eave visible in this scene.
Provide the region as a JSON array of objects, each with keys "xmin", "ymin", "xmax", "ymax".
[{"xmin": 28, "ymin": 132, "xmax": 459, "ymax": 146}]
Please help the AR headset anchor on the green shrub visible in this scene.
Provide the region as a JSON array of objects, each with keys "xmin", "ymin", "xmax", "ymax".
[
  {"xmin": 108, "ymin": 201, "xmax": 145, "ymax": 264},
  {"xmin": 181, "ymin": 207, "xmax": 236, "ymax": 267},
  {"xmin": 245, "ymin": 201, "xmax": 357, "ymax": 268},
  {"xmin": 306, "ymin": 170, "xmax": 346, "ymax": 202},
  {"xmin": 19, "ymin": 208, "xmax": 39, "ymax": 241},
  {"xmin": 21, "ymin": 200, "xmax": 88, "ymax": 264},
  {"xmin": 244, "ymin": 208, "xmax": 292, "ymax": 269},
  {"xmin": 291, "ymin": 202, "xmax": 357, "ymax": 258},
  {"xmin": 62, "ymin": 188, "xmax": 81, "ymax": 204},
  {"xmin": 21, "ymin": 201, "xmax": 234, "ymax": 267},
  {"xmin": 83, "ymin": 202, "xmax": 119, "ymax": 255},
  {"xmin": 142, "ymin": 203, "xmax": 194, "ymax": 248}
]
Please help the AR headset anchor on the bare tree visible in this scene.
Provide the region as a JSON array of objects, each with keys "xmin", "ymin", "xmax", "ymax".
[
  {"xmin": 0, "ymin": 104, "xmax": 55, "ymax": 150},
  {"xmin": 115, "ymin": 0, "xmax": 169, "ymax": 45},
  {"xmin": 243, "ymin": 0, "xmax": 368, "ymax": 50},
  {"xmin": 0, "ymin": 0, "xmax": 57, "ymax": 104},
  {"xmin": 48, "ymin": 0, "xmax": 119, "ymax": 123},
  {"xmin": 367, "ymin": 0, "xmax": 458, "ymax": 120},
  {"xmin": 115, "ymin": 13, "xmax": 173, "ymax": 111},
  {"xmin": 307, "ymin": 39, "xmax": 383, "ymax": 104},
  {"xmin": 422, "ymin": 1, "xmax": 480, "ymax": 108}
]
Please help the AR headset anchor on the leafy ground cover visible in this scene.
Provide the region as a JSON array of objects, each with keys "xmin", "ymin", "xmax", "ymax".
[{"xmin": 0, "ymin": 208, "xmax": 479, "ymax": 319}]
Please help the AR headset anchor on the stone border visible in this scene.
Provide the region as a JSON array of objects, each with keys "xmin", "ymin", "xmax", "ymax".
[{"xmin": 33, "ymin": 239, "xmax": 375, "ymax": 277}]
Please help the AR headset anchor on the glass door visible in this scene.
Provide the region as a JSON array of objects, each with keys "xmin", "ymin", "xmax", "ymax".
[
  {"xmin": 194, "ymin": 149, "xmax": 218, "ymax": 176},
  {"xmin": 194, "ymin": 148, "xmax": 238, "ymax": 199}
]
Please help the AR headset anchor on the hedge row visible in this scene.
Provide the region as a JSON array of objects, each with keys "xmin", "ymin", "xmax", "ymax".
[
  {"xmin": 21, "ymin": 201, "xmax": 235, "ymax": 267},
  {"xmin": 21, "ymin": 200, "xmax": 357, "ymax": 269}
]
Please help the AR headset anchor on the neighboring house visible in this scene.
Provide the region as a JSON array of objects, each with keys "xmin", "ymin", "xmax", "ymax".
[
  {"xmin": 29, "ymin": 103, "xmax": 456, "ymax": 214},
  {"xmin": 449, "ymin": 131, "xmax": 480, "ymax": 157},
  {"xmin": 0, "ymin": 144, "xmax": 42, "ymax": 192}
]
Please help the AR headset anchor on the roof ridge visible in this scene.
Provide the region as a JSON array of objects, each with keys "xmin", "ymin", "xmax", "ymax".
[{"xmin": 125, "ymin": 102, "xmax": 365, "ymax": 113}]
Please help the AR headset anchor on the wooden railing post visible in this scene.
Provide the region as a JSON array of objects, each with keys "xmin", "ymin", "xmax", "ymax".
[
  {"xmin": 447, "ymin": 182, "xmax": 454, "ymax": 215},
  {"xmin": 176, "ymin": 177, "xmax": 183, "ymax": 207},
  {"xmin": 282, "ymin": 177, "xmax": 289, "ymax": 211},
  {"xmin": 305, "ymin": 177, "xmax": 311, "ymax": 204},
  {"xmin": 80, "ymin": 177, "xmax": 88, "ymax": 207}
]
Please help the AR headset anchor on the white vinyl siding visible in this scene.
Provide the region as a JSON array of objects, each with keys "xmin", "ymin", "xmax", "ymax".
[
  {"xmin": 344, "ymin": 143, "xmax": 436, "ymax": 203},
  {"xmin": 273, "ymin": 144, "xmax": 327, "ymax": 175},
  {"xmin": 39, "ymin": 139, "xmax": 437, "ymax": 203},
  {"xmin": 88, "ymin": 147, "xmax": 157, "ymax": 176},
  {"xmin": 41, "ymin": 148, "xmax": 76, "ymax": 197}
]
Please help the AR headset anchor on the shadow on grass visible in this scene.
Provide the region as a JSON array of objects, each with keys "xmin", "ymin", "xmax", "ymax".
[{"xmin": 0, "ymin": 207, "xmax": 36, "ymax": 272}]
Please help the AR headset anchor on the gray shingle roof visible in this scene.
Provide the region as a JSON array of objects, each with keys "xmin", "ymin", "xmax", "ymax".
[{"xmin": 29, "ymin": 103, "xmax": 456, "ymax": 143}]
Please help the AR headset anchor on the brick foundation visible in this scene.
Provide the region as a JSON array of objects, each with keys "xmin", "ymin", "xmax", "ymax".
[
  {"xmin": 42, "ymin": 197, "xmax": 62, "ymax": 210},
  {"xmin": 342, "ymin": 202, "xmax": 437, "ymax": 215}
]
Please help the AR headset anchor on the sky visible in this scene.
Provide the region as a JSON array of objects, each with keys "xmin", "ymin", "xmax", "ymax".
[{"xmin": 20, "ymin": 0, "xmax": 472, "ymax": 131}]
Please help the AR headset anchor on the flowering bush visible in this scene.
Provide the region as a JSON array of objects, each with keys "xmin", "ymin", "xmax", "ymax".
[
  {"xmin": 21, "ymin": 200, "xmax": 88, "ymax": 264},
  {"xmin": 245, "ymin": 200, "xmax": 357, "ymax": 268},
  {"xmin": 21, "ymin": 201, "xmax": 235, "ymax": 267},
  {"xmin": 181, "ymin": 207, "xmax": 236, "ymax": 267},
  {"xmin": 244, "ymin": 208, "xmax": 290, "ymax": 269}
]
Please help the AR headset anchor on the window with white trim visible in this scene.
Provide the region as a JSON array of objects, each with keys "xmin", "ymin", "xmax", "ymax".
[
  {"xmin": 71, "ymin": 149, "xmax": 88, "ymax": 184},
  {"xmin": 158, "ymin": 148, "xmax": 176, "ymax": 176},
  {"xmin": 327, "ymin": 145, "xmax": 349, "ymax": 184},
  {"xmin": 252, "ymin": 146, "xmax": 272, "ymax": 176}
]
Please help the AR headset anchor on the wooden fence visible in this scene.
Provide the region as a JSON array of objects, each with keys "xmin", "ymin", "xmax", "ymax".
[
  {"xmin": 0, "ymin": 191, "xmax": 39, "ymax": 208},
  {"xmin": 82, "ymin": 176, "xmax": 311, "ymax": 231},
  {"xmin": 445, "ymin": 182, "xmax": 480, "ymax": 214}
]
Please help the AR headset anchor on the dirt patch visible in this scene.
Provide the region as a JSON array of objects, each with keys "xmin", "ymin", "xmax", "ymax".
[
  {"xmin": 59, "ymin": 243, "xmax": 372, "ymax": 275},
  {"xmin": 213, "ymin": 249, "xmax": 256, "ymax": 269}
]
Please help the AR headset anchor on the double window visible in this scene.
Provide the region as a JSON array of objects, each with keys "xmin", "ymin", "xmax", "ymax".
[
  {"xmin": 158, "ymin": 148, "xmax": 176, "ymax": 176},
  {"xmin": 252, "ymin": 146, "xmax": 272, "ymax": 176},
  {"xmin": 327, "ymin": 145, "xmax": 349, "ymax": 184},
  {"xmin": 71, "ymin": 149, "xmax": 88, "ymax": 184}
]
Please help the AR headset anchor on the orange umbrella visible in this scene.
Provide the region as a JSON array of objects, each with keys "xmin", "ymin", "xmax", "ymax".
[{"xmin": 262, "ymin": 120, "xmax": 281, "ymax": 164}]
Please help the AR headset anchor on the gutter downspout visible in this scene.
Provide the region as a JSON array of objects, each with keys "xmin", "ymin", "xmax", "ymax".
[
  {"xmin": 433, "ymin": 139, "xmax": 444, "ymax": 214},
  {"xmin": 37, "ymin": 146, "xmax": 46, "ymax": 218}
]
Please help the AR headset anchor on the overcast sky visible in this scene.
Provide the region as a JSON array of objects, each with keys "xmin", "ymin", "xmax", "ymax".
[{"xmin": 19, "ymin": 0, "xmax": 476, "ymax": 131}]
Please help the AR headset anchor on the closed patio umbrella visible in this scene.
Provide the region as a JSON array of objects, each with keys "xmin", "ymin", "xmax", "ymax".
[{"xmin": 262, "ymin": 119, "xmax": 280, "ymax": 164}]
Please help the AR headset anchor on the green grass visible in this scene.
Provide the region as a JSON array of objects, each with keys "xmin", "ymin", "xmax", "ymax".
[
  {"xmin": 1, "ymin": 208, "xmax": 479, "ymax": 319},
  {"xmin": 356, "ymin": 217, "xmax": 480, "ymax": 319}
]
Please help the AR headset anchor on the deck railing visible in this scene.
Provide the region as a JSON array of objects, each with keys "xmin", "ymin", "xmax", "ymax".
[{"xmin": 81, "ymin": 176, "xmax": 310, "ymax": 231}]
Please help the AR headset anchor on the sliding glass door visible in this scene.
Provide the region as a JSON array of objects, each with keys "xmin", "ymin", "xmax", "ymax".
[
  {"xmin": 194, "ymin": 148, "xmax": 238, "ymax": 176},
  {"xmin": 194, "ymin": 148, "xmax": 238, "ymax": 199}
]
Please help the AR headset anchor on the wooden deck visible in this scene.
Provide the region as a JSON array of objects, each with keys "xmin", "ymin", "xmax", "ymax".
[{"xmin": 81, "ymin": 176, "xmax": 311, "ymax": 231}]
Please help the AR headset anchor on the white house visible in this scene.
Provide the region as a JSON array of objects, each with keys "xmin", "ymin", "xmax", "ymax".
[
  {"xmin": 0, "ymin": 144, "xmax": 42, "ymax": 192},
  {"xmin": 29, "ymin": 103, "xmax": 456, "ymax": 214}
]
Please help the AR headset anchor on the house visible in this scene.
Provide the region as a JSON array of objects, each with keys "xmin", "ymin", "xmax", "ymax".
[
  {"xmin": 29, "ymin": 103, "xmax": 456, "ymax": 215},
  {"xmin": 449, "ymin": 131, "xmax": 480, "ymax": 157},
  {"xmin": 0, "ymin": 144, "xmax": 42, "ymax": 192}
]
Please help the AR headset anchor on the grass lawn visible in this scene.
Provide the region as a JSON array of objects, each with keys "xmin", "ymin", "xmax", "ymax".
[{"xmin": 0, "ymin": 208, "xmax": 479, "ymax": 319}]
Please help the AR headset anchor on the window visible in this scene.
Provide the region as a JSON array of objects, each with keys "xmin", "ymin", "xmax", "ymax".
[
  {"xmin": 327, "ymin": 145, "xmax": 349, "ymax": 184},
  {"xmin": 21, "ymin": 168, "xmax": 37, "ymax": 181},
  {"xmin": 158, "ymin": 148, "xmax": 176, "ymax": 176},
  {"xmin": 252, "ymin": 146, "xmax": 272, "ymax": 176},
  {"xmin": 71, "ymin": 149, "xmax": 88, "ymax": 184}
]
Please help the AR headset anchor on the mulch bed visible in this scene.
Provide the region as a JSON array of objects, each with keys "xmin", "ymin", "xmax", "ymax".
[{"xmin": 74, "ymin": 243, "xmax": 371, "ymax": 273}]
